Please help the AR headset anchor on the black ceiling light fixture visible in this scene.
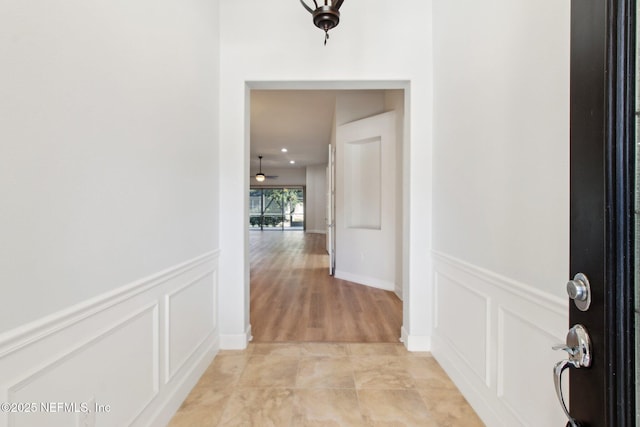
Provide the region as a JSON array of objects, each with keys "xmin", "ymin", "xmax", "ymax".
[
  {"xmin": 255, "ymin": 155, "xmax": 266, "ymax": 182},
  {"xmin": 300, "ymin": 0, "xmax": 344, "ymax": 45}
]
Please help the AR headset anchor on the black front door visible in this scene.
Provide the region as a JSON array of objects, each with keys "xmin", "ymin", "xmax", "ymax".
[{"xmin": 566, "ymin": 0, "xmax": 635, "ymax": 426}]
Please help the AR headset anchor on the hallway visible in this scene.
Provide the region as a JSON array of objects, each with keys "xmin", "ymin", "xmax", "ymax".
[
  {"xmin": 0, "ymin": 0, "xmax": 577, "ymax": 425},
  {"xmin": 168, "ymin": 232, "xmax": 484, "ymax": 426},
  {"xmin": 168, "ymin": 342, "xmax": 485, "ymax": 426},
  {"xmin": 249, "ymin": 231, "xmax": 402, "ymax": 342}
]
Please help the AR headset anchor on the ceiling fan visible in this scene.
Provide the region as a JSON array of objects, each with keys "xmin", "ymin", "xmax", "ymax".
[
  {"xmin": 254, "ymin": 156, "xmax": 279, "ymax": 182},
  {"xmin": 253, "ymin": 174, "xmax": 280, "ymax": 182}
]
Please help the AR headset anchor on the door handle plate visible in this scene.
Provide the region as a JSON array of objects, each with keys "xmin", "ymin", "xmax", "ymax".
[{"xmin": 553, "ymin": 324, "xmax": 591, "ymax": 427}]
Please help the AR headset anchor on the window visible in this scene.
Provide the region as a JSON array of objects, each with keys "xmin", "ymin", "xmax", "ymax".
[{"xmin": 249, "ymin": 187, "xmax": 305, "ymax": 231}]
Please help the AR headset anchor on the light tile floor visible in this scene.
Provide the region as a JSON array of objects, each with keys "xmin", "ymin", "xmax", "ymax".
[{"xmin": 168, "ymin": 343, "xmax": 485, "ymax": 427}]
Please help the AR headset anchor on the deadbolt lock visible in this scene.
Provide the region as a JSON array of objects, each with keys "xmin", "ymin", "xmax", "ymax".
[{"xmin": 566, "ymin": 273, "xmax": 591, "ymax": 311}]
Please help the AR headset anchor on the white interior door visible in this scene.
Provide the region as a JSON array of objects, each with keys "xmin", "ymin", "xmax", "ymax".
[
  {"xmin": 335, "ymin": 111, "xmax": 396, "ymax": 290},
  {"xmin": 326, "ymin": 143, "xmax": 335, "ymax": 275}
]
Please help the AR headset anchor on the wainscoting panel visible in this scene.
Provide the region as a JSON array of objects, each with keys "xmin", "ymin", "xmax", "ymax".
[
  {"xmin": 431, "ymin": 251, "xmax": 567, "ymax": 426},
  {"xmin": 166, "ymin": 271, "xmax": 216, "ymax": 382},
  {"xmin": 497, "ymin": 307, "xmax": 567, "ymax": 426},
  {"xmin": 434, "ymin": 272, "xmax": 489, "ymax": 385},
  {"xmin": 8, "ymin": 305, "xmax": 159, "ymax": 427},
  {"xmin": 0, "ymin": 250, "xmax": 220, "ymax": 427}
]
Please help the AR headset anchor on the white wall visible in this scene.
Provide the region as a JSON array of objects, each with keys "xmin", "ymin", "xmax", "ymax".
[
  {"xmin": 218, "ymin": 0, "xmax": 433, "ymax": 350},
  {"xmin": 333, "ymin": 92, "xmax": 401, "ymax": 292},
  {"xmin": 335, "ymin": 91, "xmax": 385, "ymax": 125},
  {"xmin": 0, "ymin": 0, "xmax": 220, "ymax": 335},
  {"xmin": 333, "ymin": 91, "xmax": 388, "ymax": 258},
  {"xmin": 335, "ymin": 111, "xmax": 397, "ymax": 291},
  {"xmin": 305, "ymin": 165, "xmax": 327, "ymax": 234},
  {"xmin": 332, "ymin": 90, "xmax": 405, "ymax": 299},
  {"xmin": 0, "ymin": 0, "xmax": 220, "ymax": 425},
  {"xmin": 432, "ymin": 0, "xmax": 570, "ymax": 425}
]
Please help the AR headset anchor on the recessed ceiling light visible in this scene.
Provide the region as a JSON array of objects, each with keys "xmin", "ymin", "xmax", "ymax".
[
  {"xmin": 281, "ymin": 148, "xmax": 288, "ymax": 153},
  {"xmin": 289, "ymin": 160, "xmax": 295, "ymax": 164}
]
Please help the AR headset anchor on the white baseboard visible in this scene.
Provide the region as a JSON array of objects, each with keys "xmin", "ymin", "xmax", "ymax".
[
  {"xmin": 0, "ymin": 250, "xmax": 220, "ymax": 427},
  {"xmin": 146, "ymin": 335, "xmax": 218, "ymax": 427},
  {"xmin": 400, "ymin": 326, "xmax": 431, "ymax": 351},
  {"xmin": 220, "ymin": 325, "xmax": 252, "ymax": 350},
  {"xmin": 430, "ymin": 250, "xmax": 567, "ymax": 426},
  {"xmin": 334, "ymin": 270, "xmax": 395, "ymax": 291}
]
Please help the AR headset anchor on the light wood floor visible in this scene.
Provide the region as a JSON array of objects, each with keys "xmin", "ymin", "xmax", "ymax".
[{"xmin": 249, "ymin": 231, "xmax": 403, "ymax": 342}]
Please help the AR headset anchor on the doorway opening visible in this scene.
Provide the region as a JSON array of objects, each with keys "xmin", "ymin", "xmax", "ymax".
[{"xmin": 247, "ymin": 84, "xmax": 409, "ymax": 343}]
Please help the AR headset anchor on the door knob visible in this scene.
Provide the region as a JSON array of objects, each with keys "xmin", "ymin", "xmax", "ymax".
[
  {"xmin": 566, "ymin": 273, "xmax": 591, "ymax": 311},
  {"xmin": 553, "ymin": 324, "xmax": 591, "ymax": 427}
]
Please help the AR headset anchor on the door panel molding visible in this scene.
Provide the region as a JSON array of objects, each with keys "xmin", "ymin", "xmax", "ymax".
[{"xmin": 603, "ymin": 0, "xmax": 635, "ymax": 424}]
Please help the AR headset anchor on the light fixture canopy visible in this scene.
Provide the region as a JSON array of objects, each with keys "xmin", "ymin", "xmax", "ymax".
[
  {"xmin": 300, "ymin": 0, "xmax": 345, "ymax": 45},
  {"xmin": 256, "ymin": 155, "xmax": 266, "ymax": 182}
]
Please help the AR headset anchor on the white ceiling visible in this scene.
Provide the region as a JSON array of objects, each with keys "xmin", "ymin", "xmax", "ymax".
[{"xmin": 250, "ymin": 90, "xmax": 337, "ymax": 172}]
